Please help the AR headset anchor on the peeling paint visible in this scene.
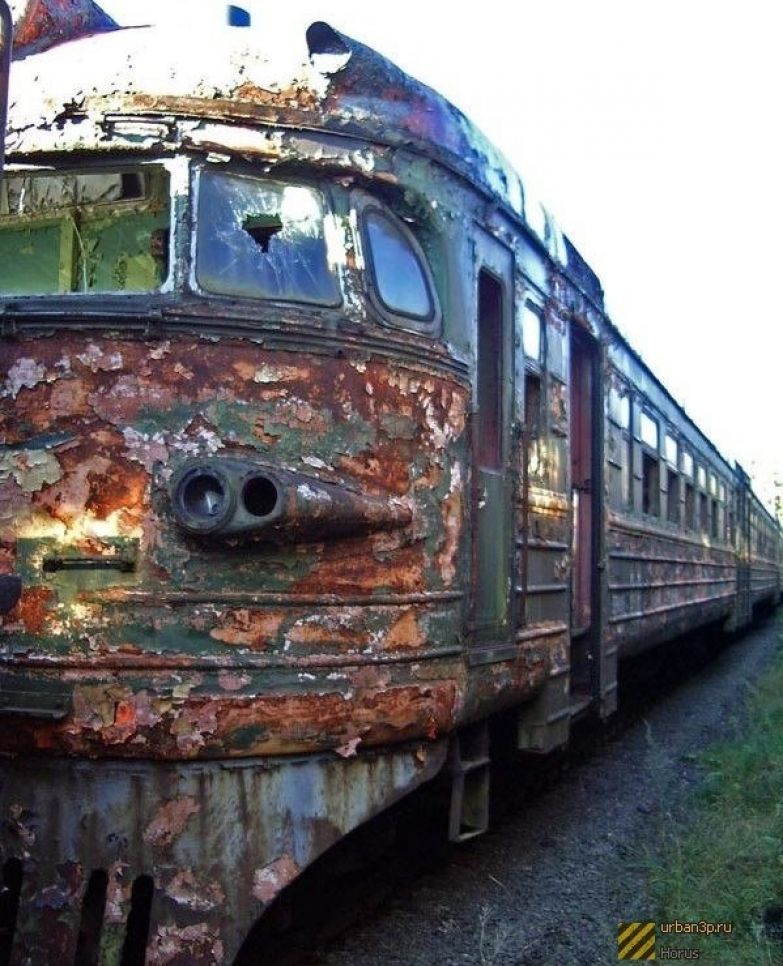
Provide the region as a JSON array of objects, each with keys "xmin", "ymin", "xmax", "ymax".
[
  {"xmin": 147, "ymin": 922, "xmax": 224, "ymax": 966},
  {"xmin": 252, "ymin": 854, "xmax": 300, "ymax": 905},
  {"xmin": 2, "ymin": 7, "xmax": 771, "ymax": 964},
  {"xmin": 0, "ymin": 449, "xmax": 62, "ymax": 492},
  {"xmin": 5, "ymin": 357, "xmax": 47, "ymax": 397},
  {"xmin": 143, "ymin": 797, "xmax": 200, "ymax": 847}
]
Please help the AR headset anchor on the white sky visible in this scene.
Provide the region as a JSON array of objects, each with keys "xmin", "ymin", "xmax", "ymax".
[{"xmin": 100, "ymin": 0, "xmax": 782, "ymax": 512}]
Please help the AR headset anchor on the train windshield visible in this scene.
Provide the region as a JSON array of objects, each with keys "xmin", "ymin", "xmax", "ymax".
[
  {"xmin": 0, "ymin": 167, "xmax": 170, "ymax": 295},
  {"xmin": 195, "ymin": 169, "xmax": 339, "ymax": 306}
]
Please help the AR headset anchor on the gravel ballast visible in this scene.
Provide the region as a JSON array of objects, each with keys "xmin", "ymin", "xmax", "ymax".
[{"xmin": 310, "ymin": 620, "xmax": 781, "ymax": 966}]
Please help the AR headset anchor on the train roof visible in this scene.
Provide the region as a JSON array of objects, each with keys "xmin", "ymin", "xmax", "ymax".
[
  {"xmin": 4, "ymin": 7, "xmax": 779, "ymax": 524},
  {"xmin": 6, "ymin": 10, "xmax": 596, "ymax": 293}
]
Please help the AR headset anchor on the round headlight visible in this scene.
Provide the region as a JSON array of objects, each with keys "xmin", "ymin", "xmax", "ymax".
[{"xmin": 172, "ymin": 465, "xmax": 235, "ymax": 533}]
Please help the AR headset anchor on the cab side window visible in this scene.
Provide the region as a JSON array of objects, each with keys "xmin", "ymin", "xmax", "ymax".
[
  {"xmin": 364, "ymin": 209, "xmax": 433, "ymax": 320},
  {"xmin": 356, "ymin": 193, "xmax": 441, "ymax": 334}
]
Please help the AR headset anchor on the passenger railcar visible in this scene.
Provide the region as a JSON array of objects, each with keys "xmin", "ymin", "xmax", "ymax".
[{"xmin": 0, "ymin": 3, "xmax": 780, "ymax": 962}]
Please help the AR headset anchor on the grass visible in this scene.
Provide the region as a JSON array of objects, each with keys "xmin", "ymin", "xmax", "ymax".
[{"xmin": 646, "ymin": 620, "xmax": 783, "ymax": 963}]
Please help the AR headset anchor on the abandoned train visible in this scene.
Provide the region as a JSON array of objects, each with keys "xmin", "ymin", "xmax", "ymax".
[{"xmin": 0, "ymin": 3, "xmax": 780, "ymax": 963}]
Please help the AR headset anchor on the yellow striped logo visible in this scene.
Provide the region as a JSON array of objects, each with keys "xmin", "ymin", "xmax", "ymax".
[{"xmin": 617, "ymin": 921, "xmax": 656, "ymax": 960}]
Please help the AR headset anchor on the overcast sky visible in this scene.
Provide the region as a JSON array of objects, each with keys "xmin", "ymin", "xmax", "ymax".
[{"xmin": 100, "ymin": 0, "xmax": 782, "ymax": 511}]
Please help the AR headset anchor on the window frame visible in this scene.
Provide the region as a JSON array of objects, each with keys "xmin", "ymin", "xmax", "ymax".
[
  {"xmin": 637, "ymin": 406, "xmax": 661, "ymax": 518},
  {"xmin": 192, "ymin": 163, "xmax": 342, "ymax": 309},
  {"xmin": 0, "ymin": 161, "xmax": 174, "ymax": 297},
  {"xmin": 520, "ymin": 300, "xmax": 545, "ymax": 368},
  {"xmin": 355, "ymin": 194, "xmax": 441, "ymax": 336}
]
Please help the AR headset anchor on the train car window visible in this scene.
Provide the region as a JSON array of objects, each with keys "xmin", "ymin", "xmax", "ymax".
[
  {"xmin": 196, "ymin": 170, "xmax": 339, "ymax": 306},
  {"xmin": 640, "ymin": 411, "xmax": 658, "ymax": 450},
  {"xmin": 521, "ymin": 303, "xmax": 543, "ymax": 363},
  {"xmin": 363, "ymin": 208, "xmax": 435, "ymax": 322},
  {"xmin": 684, "ymin": 481, "xmax": 696, "ymax": 529},
  {"xmin": 642, "ymin": 451, "xmax": 660, "ymax": 516},
  {"xmin": 666, "ymin": 469, "xmax": 680, "ymax": 524},
  {"xmin": 525, "ymin": 372, "xmax": 544, "ymax": 481},
  {"xmin": 0, "ymin": 167, "xmax": 170, "ymax": 294},
  {"xmin": 608, "ymin": 385, "xmax": 630, "ymax": 429}
]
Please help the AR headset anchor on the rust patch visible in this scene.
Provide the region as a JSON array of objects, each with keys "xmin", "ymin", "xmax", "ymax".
[
  {"xmin": 84, "ymin": 463, "xmax": 147, "ymax": 520},
  {"xmin": 252, "ymin": 854, "xmax": 300, "ymax": 904},
  {"xmin": 47, "ymin": 377, "xmax": 91, "ymax": 419},
  {"xmin": 146, "ymin": 922, "xmax": 224, "ymax": 966},
  {"xmin": 143, "ymin": 797, "xmax": 200, "ymax": 847},
  {"xmin": 14, "ymin": 586, "xmax": 54, "ymax": 634},
  {"xmin": 285, "ymin": 611, "xmax": 368, "ymax": 649},
  {"xmin": 383, "ymin": 609, "xmax": 426, "ymax": 651},
  {"xmin": 291, "ymin": 543, "xmax": 426, "ymax": 595},
  {"xmin": 208, "ymin": 608, "xmax": 287, "ymax": 649},
  {"xmin": 217, "ymin": 670, "xmax": 251, "ymax": 692},
  {"xmin": 164, "ymin": 869, "xmax": 226, "ymax": 912},
  {"xmin": 337, "ymin": 439, "xmax": 413, "ymax": 496},
  {"xmin": 233, "ymin": 80, "xmax": 321, "ymax": 112},
  {"xmin": 170, "ymin": 703, "xmax": 219, "ymax": 754}
]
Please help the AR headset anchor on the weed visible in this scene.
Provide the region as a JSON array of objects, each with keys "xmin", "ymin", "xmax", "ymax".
[
  {"xmin": 646, "ymin": 624, "xmax": 783, "ymax": 963},
  {"xmin": 477, "ymin": 903, "xmax": 514, "ymax": 966}
]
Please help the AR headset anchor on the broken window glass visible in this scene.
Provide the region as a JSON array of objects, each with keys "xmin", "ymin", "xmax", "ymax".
[
  {"xmin": 0, "ymin": 168, "xmax": 170, "ymax": 294},
  {"xmin": 196, "ymin": 170, "xmax": 339, "ymax": 306},
  {"xmin": 364, "ymin": 209, "xmax": 433, "ymax": 320}
]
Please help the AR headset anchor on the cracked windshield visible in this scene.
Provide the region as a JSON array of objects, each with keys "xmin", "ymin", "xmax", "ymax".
[{"xmin": 195, "ymin": 169, "xmax": 339, "ymax": 306}]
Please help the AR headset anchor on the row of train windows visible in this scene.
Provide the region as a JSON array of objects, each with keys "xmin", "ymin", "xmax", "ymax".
[
  {"xmin": 0, "ymin": 166, "xmax": 438, "ymax": 331},
  {"xmin": 753, "ymin": 520, "xmax": 777, "ymax": 557},
  {"xmin": 608, "ymin": 385, "xmax": 732, "ymax": 539},
  {"xmin": 641, "ymin": 452, "xmax": 727, "ymax": 537}
]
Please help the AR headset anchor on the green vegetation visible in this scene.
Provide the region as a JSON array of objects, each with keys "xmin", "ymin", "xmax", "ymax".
[{"xmin": 648, "ymin": 622, "xmax": 783, "ymax": 963}]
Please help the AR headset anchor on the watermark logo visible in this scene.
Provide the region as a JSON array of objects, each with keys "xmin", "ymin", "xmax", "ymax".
[
  {"xmin": 617, "ymin": 922, "xmax": 657, "ymax": 960},
  {"xmin": 618, "ymin": 920, "xmax": 733, "ymax": 959}
]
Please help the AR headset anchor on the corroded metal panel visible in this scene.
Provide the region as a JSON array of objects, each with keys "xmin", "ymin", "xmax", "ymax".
[
  {"xmin": 0, "ymin": 743, "xmax": 447, "ymax": 963},
  {"xmin": 10, "ymin": 0, "xmax": 116, "ymax": 59},
  {"xmin": 0, "ymin": 335, "xmax": 472, "ymax": 758},
  {"xmin": 606, "ymin": 513, "xmax": 737, "ymax": 656}
]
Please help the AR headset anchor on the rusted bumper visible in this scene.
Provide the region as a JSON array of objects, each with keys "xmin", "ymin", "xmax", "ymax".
[{"xmin": 0, "ymin": 742, "xmax": 447, "ymax": 963}]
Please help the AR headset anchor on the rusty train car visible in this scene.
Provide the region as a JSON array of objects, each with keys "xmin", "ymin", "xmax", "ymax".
[{"xmin": 0, "ymin": 3, "xmax": 781, "ymax": 963}]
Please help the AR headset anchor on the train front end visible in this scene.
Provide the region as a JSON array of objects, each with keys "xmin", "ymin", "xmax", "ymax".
[{"xmin": 0, "ymin": 16, "xmax": 474, "ymax": 963}]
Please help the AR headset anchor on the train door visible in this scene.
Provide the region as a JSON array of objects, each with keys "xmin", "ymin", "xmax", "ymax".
[
  {"xmin": 470, "ymin": 231, "xmax": 514, "ymax": 658},
  {"xmin": 569, "ymin": 327, "xmax": 600, "ymax": 701}
]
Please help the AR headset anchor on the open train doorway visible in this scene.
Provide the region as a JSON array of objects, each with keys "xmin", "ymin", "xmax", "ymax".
[
  {"xmin": 569, "ymin": 327, "xmax": 601, "ymax": 706},
  {"xmin": 470, "ymin": 231, "xmax": 514, "ymax": 659}
]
